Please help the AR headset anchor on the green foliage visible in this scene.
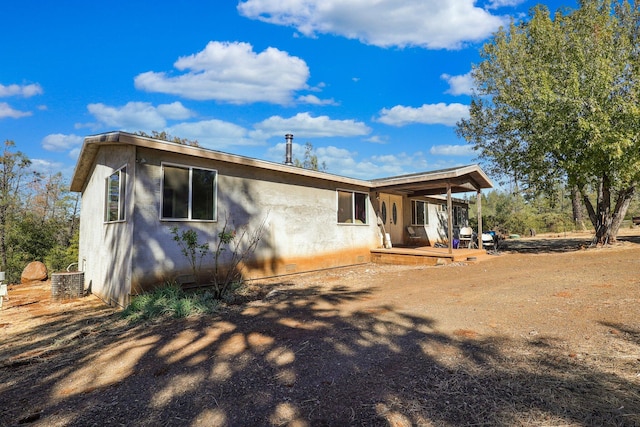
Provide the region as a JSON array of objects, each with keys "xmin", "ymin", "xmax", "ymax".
[
  {"xmin": 121, "ymin": 282, "xmax": 221, "ymax": 322},
  {"xmin": 294, "ymin": 142, "xmax": 327, "ymax": 171},
  {"xmin": 170, "ymin": 217, "xmax": 264, "ymax": 300},
  {"xmin": 470, "ymin": 188, "xmax": 578, "ymax": 236},
  {"xmin": 11, "ymin": 214, "xmax": 56, "ymax": 261},
  {"xmin": 457, "ymin": 0, "xmax": 640, "ymax": 243},
  {"xmin": 0, "ymin": 142, "xmax": 79, "ymax": 282}
]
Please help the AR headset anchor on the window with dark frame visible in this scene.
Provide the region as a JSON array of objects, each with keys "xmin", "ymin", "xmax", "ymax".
[
  {"xmin": 105, "ymin": 166, "xmax": 126, "ymax": 222},
  {"xmin": 337, "ymin": 190, "xmax": 368, "ymax": 224},
  {"xmin": 452, "ymin": 205, "xmax": 467, "ymax": 226},
  {"xmin": 162, "ymin": 164, "xmax": 217, "ymax": 221},
  {"xmin": 411, "ymin": 199, "xmax": 428, "ymax": 225}
]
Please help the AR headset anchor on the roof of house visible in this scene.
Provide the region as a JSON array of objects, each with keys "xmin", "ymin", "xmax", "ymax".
[
  {"xmin": 70, "ymin": 131, "xmax": 493, "ymax": 195},
  {"xmin": 370, "ymin": 164, "xmax": 493, "ymax": 196}
]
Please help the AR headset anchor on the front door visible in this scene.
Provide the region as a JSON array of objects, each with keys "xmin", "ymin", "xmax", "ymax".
[{"xmin": 379, "ymin": 193, "xmax": 403, "ymax": 245}]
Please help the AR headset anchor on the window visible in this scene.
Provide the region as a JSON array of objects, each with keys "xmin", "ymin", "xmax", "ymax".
[
  {"xmin": 162, "ymin": 164, "xmax": 217, "ymax": 220},
  {"xmin": 411, "ymin": 200, "xmax": 429, "ymax": 225},
  {"xmin": 392, "ymin": 202, "xmax": 398, "ymax": 225},
  {"xmin": 105, "ymin": 166, "xmax": 126, "ymax": 222},
  {"xmin": 453, "ymin": 205, "xmax": 467, "ymax": 226},
  {"xmin": 381, "ymin": 201, "xmax": 387, "ymax": 224},
  {"xmin": 337, "ymin": 190, "xmax": 368, "ymax": 224}
]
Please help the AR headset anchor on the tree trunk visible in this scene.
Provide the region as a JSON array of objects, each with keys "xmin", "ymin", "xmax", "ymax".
[
  {"xmin": 592, "ymin": 175, "xmax": 612, "ymax": 245},
  {"xmin": 67, "ymin": 193, "xmax": 80, "ymax": 245},
  {"xmin": 609, "ymin": 186, "xmax": 635, "ymax": 242},
  {"xmin": 0, "ymin": 206, "xmax": 6, "ymax": 270},
  {"xmin": 583, "ymin": 175, "xmax": 633, "ymax": 245},
  {"xmin": 571, "ymin": 185, "xmax": 586, "ymax": 231}
]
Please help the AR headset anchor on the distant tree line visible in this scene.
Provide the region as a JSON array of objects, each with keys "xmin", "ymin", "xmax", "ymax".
[
  {"xmin": 0, "ymin": 140, "xmax": 79, "ymax": 283},
  {"xmin": 469, "ymin": 185, "xmax": 640, "ymax": 237}
]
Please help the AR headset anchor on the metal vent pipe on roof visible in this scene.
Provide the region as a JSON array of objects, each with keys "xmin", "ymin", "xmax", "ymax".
[{"xmin": 284, "ymin": 133, "xmax": 294, "ymax": 165}]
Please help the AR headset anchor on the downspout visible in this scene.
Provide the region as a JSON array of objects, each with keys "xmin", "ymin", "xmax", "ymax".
[
  {"xmin": 477, "ymin": 188, "xmax": 483, "ymax": 249},
  {"xmin": 446, "ymin": 183, "xmax": 453, "ymax": 255}
]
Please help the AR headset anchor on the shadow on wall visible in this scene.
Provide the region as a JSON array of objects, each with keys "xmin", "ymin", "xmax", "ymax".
[
  {"xmin": 125, "ymin": 169, "xmax": 278, "ymax": 297},
  {"xmin": 437, "ymin": 211, "xmax": 450, "ymax": 243}
]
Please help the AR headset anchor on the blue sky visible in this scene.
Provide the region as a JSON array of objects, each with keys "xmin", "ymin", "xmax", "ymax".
[{"xmin": 2, "ymin": 0, "xmax": 574, "ymax": 181}]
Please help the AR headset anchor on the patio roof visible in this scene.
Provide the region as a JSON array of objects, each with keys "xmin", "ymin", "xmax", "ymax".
[
  {"xmin": 369, "ymin": 164, "xmax": 493, "ymax": 196},
  {"xmin": 371, "ymin": 164, "xmax": 494, "ymax": 255}
]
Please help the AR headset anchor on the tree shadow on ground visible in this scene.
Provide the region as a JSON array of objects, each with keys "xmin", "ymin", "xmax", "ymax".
[
  {"xmin": 617, "ymin": 234, "xmax": 640, "ymax": 246},
  {"xmin": 1, "ymin": 280, "xmax": 639, "ymax": 426},
  {"xmin": 501, "ymin": 231, "xmax": 640, "ymax": 255},
  {"xmin": 500, "ymin": 237, "xmax": 592, "ymax": 254}
]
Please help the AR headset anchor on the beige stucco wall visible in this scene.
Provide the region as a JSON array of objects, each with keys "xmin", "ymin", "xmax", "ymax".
[
  {"xmin": 127, "ymin": 147, "xmax": 381, "ymax": 296},
  {"xmin": 78, "ymin": 145, "xmax": 135, "ymax": 307}
]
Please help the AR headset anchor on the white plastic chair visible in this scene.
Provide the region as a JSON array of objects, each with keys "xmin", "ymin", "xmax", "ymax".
[
  {"xmin": 481, "ymin": 233, "xmax": 496, "ymax": 253},
  {"xmin": 459, "ymin": 227, "xmax": 475, "ymax": 248}
]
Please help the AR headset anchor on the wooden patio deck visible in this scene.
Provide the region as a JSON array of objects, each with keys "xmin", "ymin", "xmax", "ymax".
[{"xmin": 370, "ymin": 245, "xmax": 490, "ymax": 266}]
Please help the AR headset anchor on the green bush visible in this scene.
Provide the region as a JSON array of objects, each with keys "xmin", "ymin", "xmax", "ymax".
[{"xmin": 122, "ymin": 282, "xmax": 221, "ymax": 322}]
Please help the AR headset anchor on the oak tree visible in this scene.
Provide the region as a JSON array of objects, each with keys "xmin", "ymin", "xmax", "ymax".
[{"xmin": 457, "ymin": 0, "xmax": 640, "ymax": 244}]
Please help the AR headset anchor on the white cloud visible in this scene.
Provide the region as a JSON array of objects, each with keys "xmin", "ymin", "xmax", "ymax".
[
  {"xmin": 366, "ymin": 135, "xmax": 387, "ymax": 144},
  {"xmin": 441, "ymin": 72, "xmax": 475, "ymax": 96},
  {"xmin": 368, "ymin": 152, "xmax": 431, "ymax": 176},
  {"xmin": 429, "ymin": 144, "xmax": 474, "ymax": 156},
  {"xmin": 87, "ymin": 101, "xmax": 193, "ymax": 130},
  {"xmin": 265, "ymin": 142, "xmax": 433, "ymax": 178},
  {"xmin": 156, "ymin": 102, "xmax": 194, "ymax": 120},
  {"xmin": 42, "ymin": 133, "xmax": 84, "ymax": 152},
  {"xmin": 377, "ymin": 103, "xmax": 469, "ymax": 127},
  {"xmin": 0, "ymin": 102, "xmax": 31, "ymax": 119},
  {"xmin": 297, "ymin": 94, "xmax": 338, "ymax": 106},
  {"xmin": 266, "ymin": 143, "xmax": 368, "ymax": 176},
  {"xmin": 237, "ymin": 0, "xmax": 508, "ymax": 49},
  {"xmin": 0, "ymin": 83, "xmax": 43, "ymax": 98},
  {"xmin": 30, "ymin": 158, "xmax": 65, "ymax": 174},
  {"xmin": 485, "ymin": 0, "xmax": 525, "ymax": 10},
  {"xmin": 134, "ymin": 41, "xmax": 310, "ymax": 104},
  {"xmin": 167, "ymin": 119, "xmax": 261, "ymax": 149},
  {"xmin": 251, "ymin": 112, "xmax": 371, "ymax": 139}
]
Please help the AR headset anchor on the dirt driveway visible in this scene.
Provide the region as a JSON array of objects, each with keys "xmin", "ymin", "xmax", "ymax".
[{"xmin": 1, "ymin": 231, "xmax": 639, "ymax": 426}]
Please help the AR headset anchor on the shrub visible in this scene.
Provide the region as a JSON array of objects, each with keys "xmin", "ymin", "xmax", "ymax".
[{"xmin": 122, "ymin": 282, "xmax": 221, "ymax": 322}]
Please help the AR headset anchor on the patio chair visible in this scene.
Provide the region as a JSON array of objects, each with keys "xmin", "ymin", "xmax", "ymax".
[
  {"xmin": 481, "ymin": 233, "xmax": 497, "ymax": 253},
  {"xmin": 459, "ymin": 227, "xmax": 475, "ymax": 248},
  {"xmin": 406, "ymin": 226, "xmax": 421, "ymax": 245}
]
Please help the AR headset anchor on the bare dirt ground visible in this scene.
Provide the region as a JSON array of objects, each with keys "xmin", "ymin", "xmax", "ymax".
[{"xmin": 1, "ymin": 229, "xmax": 639, "ymax": 427}]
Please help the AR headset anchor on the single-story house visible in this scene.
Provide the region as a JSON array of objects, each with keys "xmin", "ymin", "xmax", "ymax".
[{"xmin": 70, "ymin": 131, "xmax": 493, "ymax": 307}]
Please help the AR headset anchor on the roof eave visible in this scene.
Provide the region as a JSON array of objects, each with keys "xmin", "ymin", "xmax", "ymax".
[{"xmin": 70, "ymin": 131, "xmax": 372, "ymax": 192}]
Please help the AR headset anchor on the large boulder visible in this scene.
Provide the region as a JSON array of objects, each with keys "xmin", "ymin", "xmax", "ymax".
[{"xmin": 21, "ymin": 261, "xmax": 48, "ymax": 283}]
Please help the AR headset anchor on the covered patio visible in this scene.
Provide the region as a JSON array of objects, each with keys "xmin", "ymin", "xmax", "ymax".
[{"xmin": 369, "ymin": 164, "xmax": 494, "ymax": 259}]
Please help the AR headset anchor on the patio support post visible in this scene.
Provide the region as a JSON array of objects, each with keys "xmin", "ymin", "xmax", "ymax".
[
  {"xmin": 447, "ymin": 183, "xmax": 453, "ymax": 254},
  {"xmin": 477, "ymin": 188, "xmax": 483, "ymax": 249}
]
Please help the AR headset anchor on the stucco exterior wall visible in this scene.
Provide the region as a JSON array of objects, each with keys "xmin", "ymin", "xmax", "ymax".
[
  {"xmin": 72, "ymin": 133, "xmax": 491, "ymax": 307},
  {"xmin": 78, "ymin": 145, "xmax": 135, "ymax": 307},
  {"xmin": 129, "ymin": 148, "xmax": 381, "ymax": 293}
]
